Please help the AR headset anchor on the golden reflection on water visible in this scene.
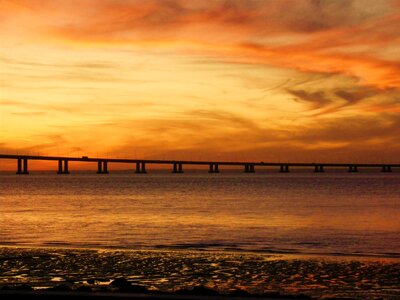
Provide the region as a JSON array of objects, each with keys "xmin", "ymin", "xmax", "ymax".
[{"xmin": 1, "ymin": 173, "xmax": 399, "ymax": 255}]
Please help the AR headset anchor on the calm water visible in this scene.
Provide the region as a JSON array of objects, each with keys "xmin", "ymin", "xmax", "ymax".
[{"xmin": 1, "ymin": 172, "xmax": 399, "ymax": 257}]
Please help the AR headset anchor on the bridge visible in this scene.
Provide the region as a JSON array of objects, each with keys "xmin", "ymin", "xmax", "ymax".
[{"xmin": 0, "ymin": 154, "xmax": 398, "ymax": 174}]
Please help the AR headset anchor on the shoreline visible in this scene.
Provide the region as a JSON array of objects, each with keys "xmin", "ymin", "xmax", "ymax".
[
  {"xmin": 1, "ymin": 246, "xmax": 399, "ymax": 299},
  {"xmin": 1, "ymin": 244, "xmax": 399, "ymax": 262}
]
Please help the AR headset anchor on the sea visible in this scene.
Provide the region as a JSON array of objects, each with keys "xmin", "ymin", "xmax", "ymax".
[
  {"xmin": 1, "ymin": 170, "xmax": 399, "ymax": 298},
  {"xmin": 1, "ymin": 171, "xmax": 399, "ymax": 256}
]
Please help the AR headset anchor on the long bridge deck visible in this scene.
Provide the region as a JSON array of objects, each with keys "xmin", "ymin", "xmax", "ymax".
[{"xmin": 0, "ymin": 154, "xmax": 398, "ymax": 174}]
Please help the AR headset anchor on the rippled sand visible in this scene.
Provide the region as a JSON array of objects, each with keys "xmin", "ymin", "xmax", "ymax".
[{"xmin": 1, "ymin": 247, "xmax": 399, "ymax": 299}]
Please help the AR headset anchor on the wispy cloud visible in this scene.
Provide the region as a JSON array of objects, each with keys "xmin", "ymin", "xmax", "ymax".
[
  {"xmin": 288, "ymin": 90, "xmax": 333, "ymax": 110},
  {"xmin": 2, "ymin": 0, "xmax": 399, "ymax": 89}
]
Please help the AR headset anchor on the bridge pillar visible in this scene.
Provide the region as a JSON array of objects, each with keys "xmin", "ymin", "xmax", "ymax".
[
  {"xmin": 58, "ymin": 160, "xmax": 62, "ymax": 174},
  {"xmin": 348, "ymin": 165, "xmax": 359, "ymax": 173},
  {"xmin": 57, "ymin": 159, "xmax": 70, "ymax": 174},
  {"xmin": 65, "ymin": 160, "xmax": 69, "ymax": 174},
  {"xmin": 314, "ymin": 165, "xmax": 324, "ymax": 173},
  {"xmin": 208, "ymin": 163, "xmax": 219, "ymax": 173},
  {"xmin": 382, "ymin": 165, "xmax": 392, "ymax": 172},
  {"xmin": 16, "ymin": 158, "xmax": 22, "ymax": 174},
  {"xmin": 280, "ymin": 165, "xmax": 289, "ymax": 173},
  {"xmin": 97, "ymin": 161, "xmax": 103, "ymax": 174},
  {"xmin": 103, "ymin": 161, "xmax": 109, "ymax": 174},
  {"xmin": 17, "ymin": 158, "xmax": 29, "ymax": 174},
  {"xmin": 249, "ymin": 164, "xmax": 255, "ymax": 173},
  {"xmin": 23, "ymin": 158, "xmax": 29, "ymax": 174},
  {"xmin": 244, "ymin": 164, "xmax": 255, "ymax": 173},
  {"xmin": 172, "ymin": 163, "xmax": 183, "ymax": 173},
  {"xmin": 97, "ymin": 161, "xmax": 109, "ymax": 174},
  {"xmin": 135, "ymin": 162, "xmax": 146, "ymax": 174},
  {"xmin": 244, "ymin": 164, "xmax": 256, "ymax": 173}
]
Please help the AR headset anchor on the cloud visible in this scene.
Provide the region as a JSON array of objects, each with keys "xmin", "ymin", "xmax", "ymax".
[
  {"xmin": 285, "ymin": 79, "xmax": 400, "ymax": 115},
  {"xmin": 335, "ymin": 89, "xmax": 375, "ymax": 105},
  {"xmin": 106, "ymin": 110, "xmax": 400, "ymax": 162},
  {"xmin": 56, "ymin": 0, "xmax": 400, "ymax": 90},
  {"xmin": 1, "ymin": 105, "xmax": 399, "ymax": 164},
  {"xmin": 288, "ymin": 90, "xmax": 332, "ymax": 110},
  {"xmin": 2, "ymin": 0, "xmax": 399, "ymax": 89},
  {"xmin": 235, "ymin": 41, "xmax": 400, "ymax": 89},
  {"xmin": 297, "ymin": 113, "xmax": 400, "ymax": 144},
  {"xmin": 1, "ymin": 0, "xmax": 400, "ymax": 165},
  {"xmin": 0, "ymin": 100, "xmax": 25, "ymax": 106},
  {"xmin": 22, "ymin": 0, "xmax": 392, "ymax": 36},
  {"xmin": 11, "ymin": 111, "xmax": 45, "ymax": 116}
]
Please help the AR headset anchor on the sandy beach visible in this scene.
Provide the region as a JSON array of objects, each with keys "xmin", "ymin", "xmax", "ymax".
[{"xmin": 1, "ymin": 247, "xmax": 399, "ymax": 299}]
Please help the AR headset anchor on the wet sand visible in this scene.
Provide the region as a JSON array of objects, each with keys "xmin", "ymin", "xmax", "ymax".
[{"xmin": 0, "ymin": 247, "xmax": 399, "ymax": 299}]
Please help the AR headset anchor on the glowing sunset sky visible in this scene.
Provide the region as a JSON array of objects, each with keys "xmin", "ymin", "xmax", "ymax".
[{"xmin": 1, "ymin": 0, "xmax": 400, "ymax": 165}]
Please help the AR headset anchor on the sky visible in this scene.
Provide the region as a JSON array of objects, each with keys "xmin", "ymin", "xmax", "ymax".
[{"xmin": 1, "ymin": 0, "xmax": 400, "ymax": 168}]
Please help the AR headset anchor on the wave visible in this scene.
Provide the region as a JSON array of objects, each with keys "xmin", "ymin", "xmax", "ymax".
[{"xmin": 1, "ymin": 241, "xmax": 400, "ymax": 259}]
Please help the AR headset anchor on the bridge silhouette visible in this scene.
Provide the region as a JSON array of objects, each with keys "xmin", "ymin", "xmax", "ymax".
[{"xmin": 0, "ymin": 154, "xmax": 398, "ymax": 174}]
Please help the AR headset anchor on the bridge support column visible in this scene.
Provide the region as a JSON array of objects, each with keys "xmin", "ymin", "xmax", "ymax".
[
  {"xmin": 244, "ymin": 164, "xmax": 255, "ymax": 173},
  {"xmin": 17, "ymin": 158, "xmax": 29, "ymax": 174},
  {"xmin": 172, "ymin": 163, "xmax": 183, "ymax": 173},
  {"xmin": 23, "ymin": 158, "xmax": 29, "ymax": 174},
  {"xmin": 209, "ymin": 164, "xmax": 214, "ymax": 173},
  {"xmin": 58, "ymin": 160, "xmax": 62, "ymax": 173},
  {"xmin": 135, "ymin": 162, "xmax": 146, "ymax": 174},
  {"xmin": 65, "ymin": 160, "xmax": 69, "ymax": 174},
  {"xmin": 208, "ymin": 163, "xmax": 219, "ymax": 173},
  {"xmin": 314, "ymin": 165, "xmax": 324, "ymax": 173},
  {"xmin": 280, "ymin": 165, "xmax": 289, "ymax": 173},
  {"xmin": 382, "ymin": 165, "xmax": 392, "ymax": 172},
  {"xmin": 249, "ymin": 164, "xmax": 255, "ymax": 173},
  {"xmin": 348, "ymin": 165, "xmax": 359, "ymax": 173},
  {"xmin": 97, "ymin": 161, "xmax": 109, "ymax": 174},
  {"xmin": 57, "ymin": 159, "xmax": 70, "ymax": 174},
  {"xmin": 16, "ymin": 158, "xmax": 22, "ymax": 174}
]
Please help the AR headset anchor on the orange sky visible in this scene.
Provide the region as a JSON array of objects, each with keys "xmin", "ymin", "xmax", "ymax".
[{"xmin": 1, "ymin": 0, "xmax": 400, "ymax": 168}]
